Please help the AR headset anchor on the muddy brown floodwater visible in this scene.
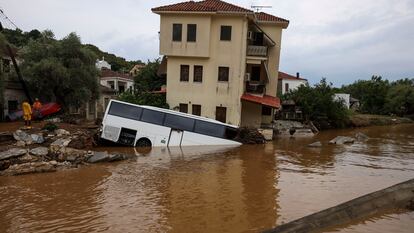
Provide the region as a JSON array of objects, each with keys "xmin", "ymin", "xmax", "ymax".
[{"xmin": 1, "ymin": 124, "xmax": 414, "ymax": 233}]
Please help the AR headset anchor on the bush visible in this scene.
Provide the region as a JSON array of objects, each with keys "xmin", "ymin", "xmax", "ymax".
[{"xmin": 42, "ymin": 122, "xmax": 59, "ymax": 132}]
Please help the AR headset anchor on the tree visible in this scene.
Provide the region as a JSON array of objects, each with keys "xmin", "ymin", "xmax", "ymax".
[
  {"xmin": 283, "ymin": 79, "xmax": 350, "ymax": 129},
  {"xmin": 21, "ymin": 31, "xmax": 99, "ymax": 108},
  {"xmin": 340, "ymin": 76, "xmax": 389, "ymax": 114},
  {"xmin": 119, "ymin": 59, "xmax": 168, "ymax": 108},
  {"xmin": 384, "ymin": 81, "xmax": 414, "ymax": 116}
]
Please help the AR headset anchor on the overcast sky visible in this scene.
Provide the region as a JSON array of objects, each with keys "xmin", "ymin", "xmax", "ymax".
[{"xmin": 1, "ymin": 0, "xmax": 414, "ymax": 85}]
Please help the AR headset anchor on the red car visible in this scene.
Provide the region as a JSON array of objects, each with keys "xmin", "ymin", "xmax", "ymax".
[{"xmin": 7, "ymin": 103, "xmax": 61, "ymax": 121}]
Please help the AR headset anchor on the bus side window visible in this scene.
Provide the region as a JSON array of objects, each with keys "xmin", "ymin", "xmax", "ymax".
[
  {"xmin": 194, "ymin": 120, "xmax": 225, "ymax": 138},
  {"xmin": 141, "ymin": 109, "xmax": 165, "ymax": 125},
  {"xmin": 108, "ymin": 102, "xmax": 142, "ymax": 120},
  {"xmin": 164, "ymin": 114, "xmax": 195, "ymax": 131}
]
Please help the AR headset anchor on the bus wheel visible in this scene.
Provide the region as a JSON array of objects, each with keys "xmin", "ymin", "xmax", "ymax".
[{"xmin": 136, "ymin": 138, "xmax": 152, "ymax": 147}]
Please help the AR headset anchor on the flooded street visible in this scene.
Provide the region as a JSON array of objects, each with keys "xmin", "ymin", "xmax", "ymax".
[{"xmin": 1, "ymin": 124, "xmax": 413, "ymax": 232}]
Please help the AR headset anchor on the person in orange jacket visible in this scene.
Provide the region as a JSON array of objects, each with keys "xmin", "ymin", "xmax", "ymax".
[
  {"xmin": 33, "ymin": 98, "xmax": 42, "ymax": 119},
  {"xmin": 22, "ymin": 100, "xmax": 32, "ymax": 128}
]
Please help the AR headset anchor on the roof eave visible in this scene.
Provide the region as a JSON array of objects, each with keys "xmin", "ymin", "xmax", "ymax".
[
  {"xmin": 152, "ymin": 10, "xmax": 216, "ymax": 15},
  {"xmin": 257, "ymin": 20, "xmax": 289, "ymax": 29}
]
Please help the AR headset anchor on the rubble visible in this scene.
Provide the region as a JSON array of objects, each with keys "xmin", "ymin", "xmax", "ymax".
[
  {"xmin": 0, "ymin": 148, "xmax": 28, "ymax": 161},
  {"xmin": 258, "ymin": 129, "xmax": 274, "ymax": 141},
  {"xmin": 329, "ymin": 136, "xmax": 355, "ymax": 145},
  {"xmin": 0, "ymin": 126, "xmax": 134, "ymax": 176},
  {"xmin": 235, "ymin": 128, "xmax": 266, "ymax": 144},
  {"xmin": 55, "ymin": 129, "xmax": 70, "ymax": 136}
]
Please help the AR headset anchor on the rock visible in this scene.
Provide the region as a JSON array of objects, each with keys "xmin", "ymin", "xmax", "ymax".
[
  {"xmin": 13, "ymin": 130, "xmax": 33, "ymax": 145},
  {"xmin": 15, "ymin": 141, "xmax": 26, "ymax": 147},
  {"xmin": 329, "ymin": 136, "xmax": 355, "ymax": 145},
  {"xmin": 0, "ymin": 148, "xmax": 28, "ymax": 161},
  {"xmin": 30, "ymin": 147, "xmax": 49, "ymax": 157},
  {"xmin": 55, "ymin": 129, "xmax": 70, "ymax": 136},
  {"xmin": 87, "ymin": 151, "xmax": 110, "ymax": 163},
  {"xmin": 56, "ymin": 148, "xmax": 88, "ymax": 163},
  {"xmin": 293, "ymin": 129, "xmax": 315, "ymax": 137},
  {"xmin": 355, "ymin": 132, "xmax": 369, "ymax": 141},
  {"xmin": 50, "ymin": 138, "xmax": 72, "ymax": 152},
  {"xmin": 45, "ymin": 117, "xmax": 61, "ymax": 123},
  {"xmin": 19, "ymin": 154, "xmax": 37, "ymax": 163},
  {"xmin": 108, "ymin": 154, "xmax": 124, "ymax": 162},
  {"xmin": 308, "ymin": 141, "xmax": 322, "ymax": 147},
  {"xmin": 31, "ymin": 134, "xmax": 45, "ymax": 144},
  {"xmin": 0, "ymin": 161, "xmax": 57, "ymax": 176}
]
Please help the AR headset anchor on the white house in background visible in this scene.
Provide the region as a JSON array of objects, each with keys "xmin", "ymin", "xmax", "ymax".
[
  {"xmin": 278, "ymin": 71, "xmax": 308, "ymax": 95},
  {"xmin": 96, "ymin": 57, "xmax": 111, "ymax": 70},
  {"xmin": 334, "ymin": 93, "xmax": 351, "ymax": 109},
  {"xmin": 100, "ymin": 68, "xmax": 134, "ymax": 93}
]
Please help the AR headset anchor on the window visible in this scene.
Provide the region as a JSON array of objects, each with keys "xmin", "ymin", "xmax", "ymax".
[
  {"xmin": 187, "ymin": 24, "xmax": 197, "ymax": 42},
  {"xmin": 8, "ymin": 100, "xmax": 18, "ymax": 112},
  {"xmin": 172, "ymin": 24, "xmax": 182, "ymax": 42},
  {"xmin": 194, "ymin": 120, "xmax": 225, "ymax": 138},
  {"xmin": 180, "ymin": 65, "xmax": 189, "ymax": 82},
  {"xmin": 192, "ymin": 104, "xmax": 201, "ymax": 116},
  {"xmin": 141, "ymin": 109, "xmax": 165, "ymax": 125},
  {"xmin": 262, "ymin": 106, "xmax": 272, "ymax": 116},
  {"xmin": 108, "ymin": 101, "xmax": 142, "ymax": 120},
  {"xmin": 193, "ymin": 65, "xmax": 203, "ymax": 82},
  {"xmin": 118, "ymin": 85, "xmax": 125, "ymax": 93},
  {"xmin": 179, "ymin": 103, "xmax": 188, "ymax": 113},
  {"xmin": 225, "ymin": 127, "xmax": 238, "ymax": 140},
  {"xmin": 164, "ymin": 114, "xmax": 195, "ymax": 131},
  {"xmin": 220, "ymin": 26, "xmax": 232, "ymax": 41},
  {"xmin": 218, "ymin": 67, "xmax": 229, "ymax": 82},
  {"xmin": 285, "ymin": 83, "xmax": 289, "ymax": 93},
  {"xmin": 216, "ymin": 106, "xmax": 227, "ymax": 123},
  {"xmin": 108, "ymin": 81, "xmax": 115, "ymax": 90}
]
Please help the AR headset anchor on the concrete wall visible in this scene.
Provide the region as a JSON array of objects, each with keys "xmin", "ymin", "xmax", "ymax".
[
  {"xmin": 278, "ymin": 79, "xmax": 307, "ymax": 95},
  {"xmin": 240, "ymin": 101, "xmax": 262, "ymax": 128},
  {"xmin": 165, "ymin": 15, "xmax": 248, "ymax": 126},
  {"xmin": 160, "ymin": 14, "xmax": 212, "ymax": 58},
  {"xmin": 258, "ymin": 23, "xmax": 284, "ymax": 97}
]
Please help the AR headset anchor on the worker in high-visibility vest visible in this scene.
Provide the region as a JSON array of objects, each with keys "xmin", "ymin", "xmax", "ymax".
[
  {"xmin": 22, "ymin": 100, "xmax": 32, "ymax": 128},
  {"xmin": 33, "ymin": 98, "xmax": 42, "ymax": 119}
]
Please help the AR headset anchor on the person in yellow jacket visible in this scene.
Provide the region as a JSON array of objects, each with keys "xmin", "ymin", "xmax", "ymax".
[{"xmin": 22, "ymin": 100, "xmax": 32, "ymax": 128}]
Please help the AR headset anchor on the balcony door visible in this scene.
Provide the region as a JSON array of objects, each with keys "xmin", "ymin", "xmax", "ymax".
[{"xmin": 251, "ymin": 66, "xmax": 261, "ymax": 82}]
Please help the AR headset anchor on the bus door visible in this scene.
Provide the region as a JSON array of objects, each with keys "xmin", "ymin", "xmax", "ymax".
[{"xmin": 168, "ymin": 129, "xmax": 183, "ymax": 147}]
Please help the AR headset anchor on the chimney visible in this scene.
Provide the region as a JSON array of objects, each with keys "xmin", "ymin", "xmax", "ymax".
[{"xmin": 296, "ymin": 72, "xmax": 300, "ymax": 78}]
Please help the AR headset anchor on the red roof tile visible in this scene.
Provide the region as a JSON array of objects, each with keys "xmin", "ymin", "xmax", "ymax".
[
  {"xmin": 152, "ymin": 0, "xmax": 253, "ymax": 13},
  {"xmin": 255, "ymin": 12, "xmax": 289, "ymax": 23},
  {"xmin": 100, "ymin": 68, "xmax": 133, "ymax": 80},
  {"xmin": 278, "ymin": 71, "xmax": 307, "ymax": 81},
  {"xmin": 241, "ymin": 94, "xmax": 281, "ymax": 108}
]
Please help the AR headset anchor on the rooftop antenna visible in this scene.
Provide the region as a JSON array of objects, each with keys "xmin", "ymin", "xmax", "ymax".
[{"xmin": 251, "ymin": 5, "xmax": 272, "ymax": 13}]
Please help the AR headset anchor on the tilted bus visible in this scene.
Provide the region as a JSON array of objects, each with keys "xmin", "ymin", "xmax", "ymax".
[{"xmin": 101, "ymin": 100, "xmax": 241, "ymax": 147}]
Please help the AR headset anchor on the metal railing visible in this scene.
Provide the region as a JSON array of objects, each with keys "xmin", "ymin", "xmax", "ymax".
[
  {"xmin": 247, "ymin": 45, "xmax": 267, "ymax": 57},
  {"xmin": 245, "ymin": 82, "xmax": 265, "ymax": 94}
]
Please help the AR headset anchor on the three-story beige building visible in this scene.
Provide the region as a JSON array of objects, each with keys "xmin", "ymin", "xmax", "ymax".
[{"xmin": 152, "ymin": 0, "xmax": 289, "ymax": 127}]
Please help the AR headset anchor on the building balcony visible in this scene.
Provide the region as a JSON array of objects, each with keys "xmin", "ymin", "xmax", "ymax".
[
  {"xmin": 247, "ymin": 45, "xmax": 268, "ymax": 57},
  {"xmin": 245, "ymin": 81, "xmax": 266, "ymax": 95}
]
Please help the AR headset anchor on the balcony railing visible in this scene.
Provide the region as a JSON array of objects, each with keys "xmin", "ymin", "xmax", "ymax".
[
  {"xmin": 247, "ymin": 45, "xmax": 267, "ymax": 57},
  {"xmin": 246, "ymin": 82, "xmax": 265, "ymax": 94}
]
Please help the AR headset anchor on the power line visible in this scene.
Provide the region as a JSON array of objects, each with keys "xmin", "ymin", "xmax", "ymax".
[{"xmin": 0, "ymin": 8, "xmax": 19, "ymax": 30}]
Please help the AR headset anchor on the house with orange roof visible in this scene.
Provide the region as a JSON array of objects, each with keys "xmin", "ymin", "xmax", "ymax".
[
  {"xmin": 278, "ymin": 71, "xmax": 308, "ymax": 95},
  {"xmin": 152, "ymin": 0, "xmax": 289, "ymax": 127}
]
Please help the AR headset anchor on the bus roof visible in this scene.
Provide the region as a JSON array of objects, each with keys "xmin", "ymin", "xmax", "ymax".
[{"xmin": 109, "ymin": 100, "xmax": 239, "ymax": 129}]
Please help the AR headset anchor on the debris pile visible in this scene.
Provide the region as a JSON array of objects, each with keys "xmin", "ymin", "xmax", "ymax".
[
  {"xmin": 235, "ymin": 128, "xmax": 266, "ymax": 144},
  {"xmin": 0, "ymin": 127, "xmax": 133, "ymax": 176}
]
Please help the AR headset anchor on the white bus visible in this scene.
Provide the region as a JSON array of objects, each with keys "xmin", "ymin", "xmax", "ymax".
[{"xmin": 101, "ymin": 100, "xmax": 241, "ymax": 147}]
